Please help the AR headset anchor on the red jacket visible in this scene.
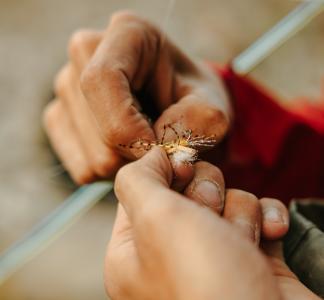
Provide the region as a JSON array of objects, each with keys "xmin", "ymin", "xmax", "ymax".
[{"xmin": 215, "ymin": 66, "xmax": 324, "ymax": 204}]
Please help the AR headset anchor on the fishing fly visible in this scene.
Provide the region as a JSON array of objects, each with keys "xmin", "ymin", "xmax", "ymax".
[{"xmin": 118, "ymin": 124, "xmax": 219, "ymax": 164}]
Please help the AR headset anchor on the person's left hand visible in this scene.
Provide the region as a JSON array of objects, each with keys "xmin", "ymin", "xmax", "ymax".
[
  {"xmin": 43, "ymin": 12, "xmax": 231, "ymax": 186},
  {"xmin": 105, "ymin": 147, "xmax": 319, "ymax": 300}
]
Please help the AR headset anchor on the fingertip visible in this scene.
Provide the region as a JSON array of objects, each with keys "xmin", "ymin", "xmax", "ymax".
[
  {"xmin": 109, "ymin": 10, "xmax": 140, "ymax": 26},
  {"xmin": 42, "ymin": 99, "xmax": 61, "ymax": 131},
  {"xmin": 171, "ymin": 161, "xmax": 194, "ymax": 192},
  {"xmin": 138, "ymin": 146, "xmax": 173, "ymax": 186},
  {"xmin": 260, "ymin": 198, "xmax": 289, "ymax": 240},
  {"xmin": 262, "ymin": 223, "xmax": 289, "ymax": 241},
  {"xmin": 184, "ymin": 161, "xmax": 225, "ymax": 213},
  {"xmin": 92, "ymin": 149, "xmax": 125, "ymax": 178}
]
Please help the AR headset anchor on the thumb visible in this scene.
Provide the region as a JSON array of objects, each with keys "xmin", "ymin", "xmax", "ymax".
[{"xmin": 115, "ymin": 147, "xmax": 184, "ymax": 222}]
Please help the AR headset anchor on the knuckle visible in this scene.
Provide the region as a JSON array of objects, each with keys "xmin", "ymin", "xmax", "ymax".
[
  {"xmin": 68, "ymin": 29, "xmax": 91, "ymax": 58},
  {"xmin": 109, "ymin": 11, "xmax": 155, "ymax": 37},
  {"xmin": 80, "ymin": 63, "xmax": 106, "ymax": 93},
  {"xmin": 103, "ymin": 121, "xmax": 133, "ymax": 146},
  {"xmin": 195, "ymin": 161, "xmax": 223, "ymax": 178},
  {"xmin": 54, "ymin": 65, "xmax": 71, "ymax": 97},
  {"xmin": 206, "ymin": 107, "xmax": 230, "ymax": 138},
  {"xmin": 114, "ymin": 163, "xmax": 136, "ymax": 197},
  {"xmin": 110, "ymin": 10, "xmax": 140, "ymax": 25},
  {"xmin": 43, "ymin": 101, "xmax": 61, "ymax": 131},
  {"xmin": 228, "ymin": 189, "xmax": 258, "ymax": 204},
  {"xmin": 105, "ymin": 122, "xmax": 122, "ymax": 141},
  {"xmin": 244, "ymin": 191, "xmax": 259, "ymax": 203},
  {"xmin": 99, "ymin": 109, "xmax": 142, "ymax": 146},
  {"xmin": 242, "ymin": 191, "xmax": 259, "ymax": 206},
  {"xmin": 92, "ymin": 155, "xmax": 114, "ymax": 177},
  {"xmin": 72, "ymin": 168, "xmax": 95, "ymax": 185},
  {"xmin": 81, "ymin": 59, "xmax": 122, "ymax": 89},
  {"xmin": 68, "ymin": 157, "xmax": 96, "ymax": 186}
]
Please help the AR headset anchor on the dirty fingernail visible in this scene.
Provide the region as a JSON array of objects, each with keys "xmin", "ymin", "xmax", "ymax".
[{"xmin": 193, "ymin": 180, "xmax": 223, "ymax": 212}]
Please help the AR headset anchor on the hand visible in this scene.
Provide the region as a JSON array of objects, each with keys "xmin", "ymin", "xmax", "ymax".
[
  {"xmin": 105, "ymin": 147, "xmax": 320, "ymax": 300},
  {"xmin": 43, "ymin": 11, "xmax": 231, "ymax": 184}
]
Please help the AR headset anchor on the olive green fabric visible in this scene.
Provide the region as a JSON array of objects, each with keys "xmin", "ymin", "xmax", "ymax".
[{"xmin": 284, "ymin": 200, "xmax": 324, "ymax": 298}]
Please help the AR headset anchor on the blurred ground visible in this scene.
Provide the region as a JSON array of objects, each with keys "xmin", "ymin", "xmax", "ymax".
[{"xmin": 0, "ymin": 0, "xmax": 323, "ymax": 299}]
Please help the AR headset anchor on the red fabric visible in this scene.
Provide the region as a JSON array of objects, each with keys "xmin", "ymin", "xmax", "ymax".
[{"xmin": 215, "ymin": 66, "xmax": 324, "ymax": 204}]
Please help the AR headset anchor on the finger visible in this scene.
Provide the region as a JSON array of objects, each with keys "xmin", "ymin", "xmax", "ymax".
[
  {"xmin": 115, "ymin": 147, "xmax": 186, "ymax": 225},
  {"xmin": 80, "ymin": 12, "xmax": 157, "ymax": 154},
  {"xmin": 154, "ymin": 95, "xmax": 230, "ymax": 184},
  {"xmin": 261, "ymin": 241, "xmax": 285, "ymax": 261},
  {"xmin": 55, "ymin": 63, "xmax": 123, "ymax": 178},
  {"xmin": 223, "ymin": 189, "xmax": 262, "ymax": 244},
  {"xmin": 43, "ymin": 100, "xmax": 95, "ymax": 184},
  {"xmin": 171, "ymin": 161, "xmax": 194, "ymax": 192},
  {"xmin": 154, "ymin": 79, "xmax": 231, "ymax": 145},
  {"xmin": 260, "ymin": 198, "xmax": 289, "ymax": 240},
  {"xmin": 260, "ymin": 240, "xmax": 298, "ymax": 280},
  {"xmin": 261, "ymin": 241, "xmax": 300, "ymax": 280},
  {"xmin": 68, "ymin": 29, "xmax": 103, "ymax": 73},
  {"xmin": 184, "ymin": 161, "xmax": 225, "ymax": 213}
]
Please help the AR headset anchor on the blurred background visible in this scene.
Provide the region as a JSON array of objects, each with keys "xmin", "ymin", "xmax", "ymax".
[{"xmin": 0, "ymin": 0, "xmax": 323, "ymax": 299}]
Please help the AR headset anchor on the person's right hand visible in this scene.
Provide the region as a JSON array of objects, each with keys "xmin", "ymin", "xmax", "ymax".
[
  {"xmin": 105, "ymin": 147, "xmax": 320, "ymax": 300},
  {"xmin": 43, "ymin": 11, "xmax": 231, "ymax": 184}
]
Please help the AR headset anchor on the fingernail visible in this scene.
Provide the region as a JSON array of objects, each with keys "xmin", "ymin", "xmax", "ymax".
[
  {"xmin": 234, "ymin": 219, "xmax": 259, "ymax": 243},
  {"xmin": 263, "ymin": 208, "xmax": 285, "ymax": 223},
  {"xmin": 193, "ymin": 180, "xmax": 223, "ymax": 212}
]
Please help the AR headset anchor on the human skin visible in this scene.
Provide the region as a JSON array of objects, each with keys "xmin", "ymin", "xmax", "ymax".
[
  {"xmin": 42, "ymin": 11, "xmax": 319, "ymax": 299},
  {"xmin": 43, "ymin": 11, "xmax": 231, "ymax": 186},
  {"xmin": 105, "ymin": 147, "xmax": 320, "ymax": 300}
]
